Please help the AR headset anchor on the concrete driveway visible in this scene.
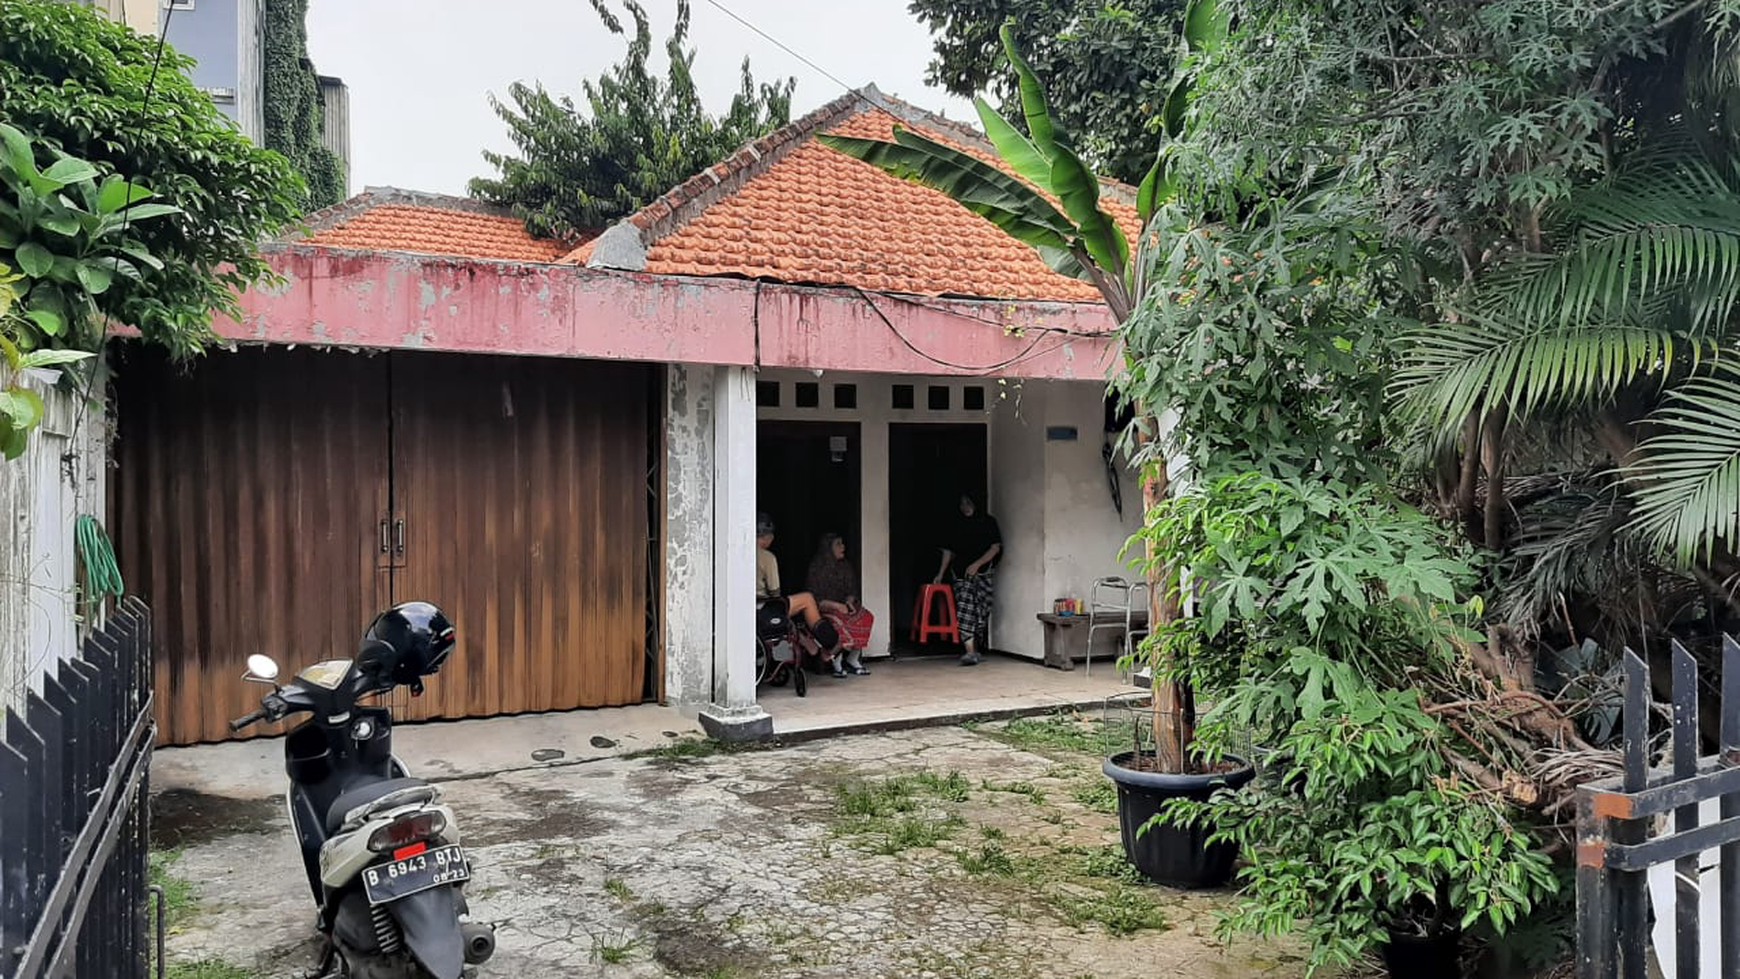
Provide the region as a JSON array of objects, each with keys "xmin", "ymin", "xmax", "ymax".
[{"xmin": 153, "ymin": 718, "xmax": 1308, "ymax": 979}]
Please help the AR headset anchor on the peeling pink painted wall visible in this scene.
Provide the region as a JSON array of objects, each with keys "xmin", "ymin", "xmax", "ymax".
[{"xmin": 215, "ymin": 246, "xmax": 1120, "ymax": 381}]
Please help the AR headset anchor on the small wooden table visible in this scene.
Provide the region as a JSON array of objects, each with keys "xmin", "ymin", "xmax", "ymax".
[{"xmin": 1034, "ymin": 611, "xmax": 1150, "ymax": 671}]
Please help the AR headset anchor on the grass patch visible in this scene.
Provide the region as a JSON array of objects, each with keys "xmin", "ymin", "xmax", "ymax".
[
  {"xmin": 604, "ymin": 876, "xmax": 634, "ymax": 901},
  {"xmin": 150, "ymin": 850, "xmax": 196, "ymax": 927},
  {"xmin": 633, "ymin": 735, "xmax": 781, "ymax": 764},
  {"xmin": 981, "ymin": 779, "xmax": 1047, "ymax": 804},
  {"xmin": 834, "ymin": 771, "xmax": 972, "ymax": 855},
  {"xmin": 155, "ymin": 853, "xmax": 262, "ymax": 979},
  {"xmin": 972, "ymin": 711, "xmax": 1107, "ymax": 757},
  {"xmin": 1055, "ymin": 885, "xmax": 1168, "ymax": 936},
  {"xmin": 951, "ymin": 837, "xmax": 1166, "ymax": 938},
  {"xmin": 1071, "ymin": 780, "xmax": 1119, "ymax": 814},
  {"xmin": 865, "ymin": 812, "xmax": 966, "ymax": 854},
  {"xmin": 835, "ymin": 770, "xmax": 970, "ymax": 818},
  {"xmin": 1071, "ymin": 844, "xmax": 1146, "ymax": 884},
  {"xmin": 956, "ymin": 839, "xmax": 1017, "ymax": 876},
  {"xmin": 591, "ymin": 930, "xmax": 646, "ymax": 964},
  {"xmin": 637, "ymin": 738, "xmax": 727, "ymax": 762},
  {"xmin": 164, "ymin": 963, "xmax": 258, "ymax": 979}
]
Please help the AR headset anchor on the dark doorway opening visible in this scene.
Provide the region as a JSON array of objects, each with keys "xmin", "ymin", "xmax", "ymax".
[
  {"xmin": 888, "ymin": 423, "xmax": 989, "ymax": 644},
  {"xmin": 757, "ymin": 421, "xmax": 863, "ymax": 595}
]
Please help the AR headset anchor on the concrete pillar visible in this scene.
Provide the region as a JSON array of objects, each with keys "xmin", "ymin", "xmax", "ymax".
[
  {"xmin": 698, "ymin": 366, "xmax": 772, "ymax": 741},
  {"xmin": 859, "ymin": 419, "xmax": 891, "ymax": 655},
  {"xmin": 662, "ymin": 365, "xmax": 716, "ymax": 707}
]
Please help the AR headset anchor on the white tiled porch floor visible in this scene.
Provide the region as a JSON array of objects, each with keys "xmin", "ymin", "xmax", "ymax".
[{"xmin": 762, "ymin": 650, "xmax": 1140, "ymax": 736}]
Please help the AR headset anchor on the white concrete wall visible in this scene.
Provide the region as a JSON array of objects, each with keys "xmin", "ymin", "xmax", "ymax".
[
  {"xmin": 990, "ymin": 382, "xmax": 1048, "ymax": 654},
  {"xmin": 0, "ymin": 368, "xmax": 109, "ymax": 714},
  {"xmin": 984, "ymin": 381, "xmax": 1144, "ymax": 658}
]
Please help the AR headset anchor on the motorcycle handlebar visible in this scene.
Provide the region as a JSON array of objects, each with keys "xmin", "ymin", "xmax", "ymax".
[{"xmin": 228, "ymin": 708, "xmax": 267, "ymax": 732}]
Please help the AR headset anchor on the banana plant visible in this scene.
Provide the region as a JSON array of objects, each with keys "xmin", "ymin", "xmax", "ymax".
[{"xmin": 821, "ymin": 3, "xmax": 1227, "ymax": 773}]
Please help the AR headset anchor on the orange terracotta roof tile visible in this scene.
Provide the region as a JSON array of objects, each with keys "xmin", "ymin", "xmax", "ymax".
[
  {"xmin": 582, "ymin": 88, "xmax": 1139, "ymax": 305},
  {"xmin": 297, "ymin": 191, "xmax": 571, "ymax": 263}
]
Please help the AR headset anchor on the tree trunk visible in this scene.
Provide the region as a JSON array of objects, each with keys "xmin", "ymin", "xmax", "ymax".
[
  {"xmin": 1455, "ymin": 411, "xmax": 1482, "ymax": 544},
  {"xmin": 1480, "ymin": 409, "xmax": 1508, "ymax": 551},
  {"xmin": 1143, "ymin": 458, "xmax": 1193, "ymax": 772}
]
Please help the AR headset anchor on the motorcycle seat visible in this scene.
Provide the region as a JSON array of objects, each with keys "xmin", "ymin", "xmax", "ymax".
[{"xmin": 324, "ymin": 777, "xmax": 432, "ymax": 835}]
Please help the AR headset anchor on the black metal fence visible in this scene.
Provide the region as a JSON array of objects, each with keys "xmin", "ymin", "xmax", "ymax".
[
  {"xmin": 1576, "ymin": 635, "xmax": 1740, "ymax": 979},
  {"xmin": 0, "ymin": 599, "xmax": 155, "ymax": 979}
]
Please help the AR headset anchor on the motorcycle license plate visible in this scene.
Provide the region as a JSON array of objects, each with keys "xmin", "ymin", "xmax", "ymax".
[{"xmin": 360, "ymin": 844, "xmax": 470, "ymax": 905}]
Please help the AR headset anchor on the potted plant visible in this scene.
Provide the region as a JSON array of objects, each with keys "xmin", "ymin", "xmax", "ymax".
[
  {"xmin": 1142, "ymin": 473, "xmax": 1561, "ymax": 974},
  {"xmin": 1170, "ymin": 678, "xmax": 1560, "ymax": 978},
  {"xmin": 1100, "ymin": 688, "xmax": 1254, "ymax": 888}
]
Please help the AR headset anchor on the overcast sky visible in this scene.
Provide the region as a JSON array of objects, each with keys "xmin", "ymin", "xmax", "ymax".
[{"xmin": 304, "ymin": 0, "xmax": 977, "ymax": 197}]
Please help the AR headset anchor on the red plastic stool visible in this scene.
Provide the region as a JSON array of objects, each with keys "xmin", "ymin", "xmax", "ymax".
[{"xmin": 910, "ymin": 584, "xmax": 961, "ymax": 645}]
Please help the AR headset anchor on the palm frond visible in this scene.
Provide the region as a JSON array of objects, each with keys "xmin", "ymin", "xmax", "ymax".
[
  {"xmin": 1497, "ymin": 480, "xmax": 1641, "ymax": 641},
  {"xmin": 1480, "ymin": 158, "xmax": 1740, "ymax": 337},
  {"xmin": 1395, "ymin": 153, "xmax": 1740, "ymax": 446},
  {"xmin": 1389, "ymin": 315, "xmax": 1691, "ymax": 448},
  {"xmin": 1624, "ymin": 365, "xmax": 1740, "ymax": 564}
]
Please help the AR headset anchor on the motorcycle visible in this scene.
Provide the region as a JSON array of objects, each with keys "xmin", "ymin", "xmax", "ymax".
[{"xmin": 229, "ymin": 602, "xmax": 495, "ymax": 979}]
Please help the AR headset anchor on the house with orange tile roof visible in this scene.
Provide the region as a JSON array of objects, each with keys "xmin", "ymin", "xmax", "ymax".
[{"xmin": 109, "ymin": 86, "xmax": 1141, "ymax": 745}]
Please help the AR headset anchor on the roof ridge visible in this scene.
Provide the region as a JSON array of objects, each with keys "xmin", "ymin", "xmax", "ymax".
[
  {"xmin": 294, "ymin": 187, "xmax": 534, "ymax": 238},
  {"xmin": 586, "ymin": 85, "xmax": 884, "ymax": 271},
  {"xmin": 869, "ymin": 90, "xmax": 998, "ymax": 156},
  {"xmin": 872, "ymin": 90, "xmax": 1138, "ymax": 202}
]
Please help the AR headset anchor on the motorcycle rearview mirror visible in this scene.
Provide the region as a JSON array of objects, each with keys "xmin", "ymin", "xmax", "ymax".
[{"xmin": 244, "ymin": 653, "xmax": 281, "ymax": 685}]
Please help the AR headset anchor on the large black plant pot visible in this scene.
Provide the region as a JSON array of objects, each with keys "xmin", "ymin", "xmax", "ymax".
[
  {"xmin": 1103, "ymin": 751, "xmax": 1255, "ymax": 888},
  {"xmin": 1379, "ymin": 928, "xmax": 1460, "ymax": 979}
]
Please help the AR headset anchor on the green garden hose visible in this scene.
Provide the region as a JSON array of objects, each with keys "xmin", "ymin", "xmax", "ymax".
[{"xmin": 76, "ymin": 514, "xmax": 124, "ymax": 608}]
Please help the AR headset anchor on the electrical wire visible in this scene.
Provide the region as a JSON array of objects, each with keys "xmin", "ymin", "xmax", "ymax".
[
  {"xmin": 875, "ymin": 289, "xmax": 1115, "ymax": 340},
  {"xmin": 852, "ymin": 286, "xmax": 1056, "ymax": 375},
  {"xmin": 68, "ymin": 2, "xmax": 181, "ymax": 443},
  {"xmin": 699, "ymin": 0, "xmax": 879, "ymax": 114}
]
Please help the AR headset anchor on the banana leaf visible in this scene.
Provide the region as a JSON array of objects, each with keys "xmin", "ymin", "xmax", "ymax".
[
  {"xmin": 818, "ymin": 131, "xmax": 1076, "ymax": 252},
  {"xmin": 974, "ymin": 96, "xmax": 1053, "ymax": 193},
  {"xmin": 1050, "ymin": 143, "xmax": 1130, "ymax": 279},
  {"xmin": 999, "ymin": 21, "xmax": 1057, "ymax": 160}
]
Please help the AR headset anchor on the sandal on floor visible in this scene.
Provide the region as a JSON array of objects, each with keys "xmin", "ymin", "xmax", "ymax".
[{"xmin": 847, "ymin": 665, "xmax": 870, "ymax": 675}]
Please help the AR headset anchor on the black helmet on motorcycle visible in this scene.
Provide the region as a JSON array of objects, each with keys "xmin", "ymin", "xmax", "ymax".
[{"xmin": 359, "ymin": 601, "xmax": 456, "ymax": 686}]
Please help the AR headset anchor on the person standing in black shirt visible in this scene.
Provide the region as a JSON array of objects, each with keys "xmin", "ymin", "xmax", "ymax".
[{"xmin": 933, "ymin": 493, "xmax": 1002, "ymax": 666}]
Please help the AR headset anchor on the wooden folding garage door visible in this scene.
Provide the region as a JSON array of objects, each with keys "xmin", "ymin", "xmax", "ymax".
[
  {"xmin": 112, "ymin": 347, "xmax": 653, "ymax": 745},
  {"xmin": 384, "ymin": 353, "xmax": 651, "ymax": 723}
]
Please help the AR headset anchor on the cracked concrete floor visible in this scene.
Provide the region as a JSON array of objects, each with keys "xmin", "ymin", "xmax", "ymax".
[{"xmin": 156, "ymin": 723, "xmax": 1310, "ymax": 979}]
